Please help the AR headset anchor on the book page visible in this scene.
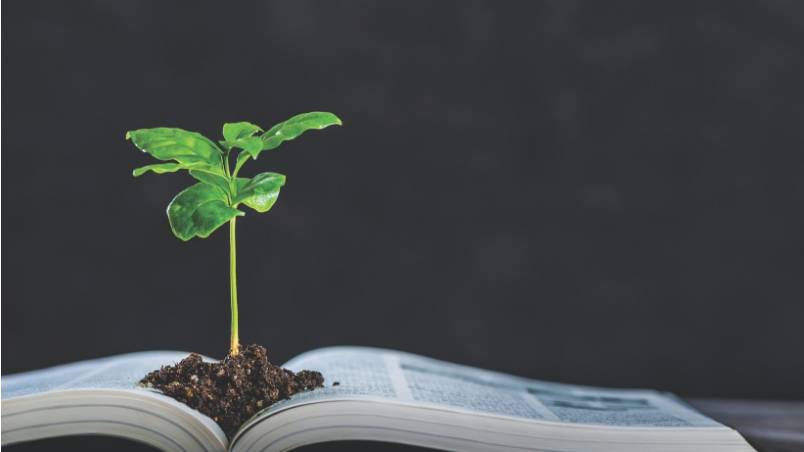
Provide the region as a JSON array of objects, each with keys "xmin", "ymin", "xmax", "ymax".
[
  {"xmin": 2, "ymin": 351, "xmax": 193, "ymax": 399},
  {"xmin": 3, "ymin": 352, "xmax": 228, "ymax": 452},
  {"xmin": 272, "ymin": 347, "xmax": 720, "ymax": 428}
]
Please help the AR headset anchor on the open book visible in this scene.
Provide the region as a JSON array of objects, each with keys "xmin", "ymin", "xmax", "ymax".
[{"xmin": 2, "ymin": 346, "xmax": 755, "ymax": 451}]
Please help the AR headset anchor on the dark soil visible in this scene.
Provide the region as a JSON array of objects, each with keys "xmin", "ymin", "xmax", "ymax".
[{"xmin": 139, "ymin": 344, "xmax": 323, "ymax": 438}]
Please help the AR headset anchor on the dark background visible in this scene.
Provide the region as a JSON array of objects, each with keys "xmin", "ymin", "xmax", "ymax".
[{"xmin": 4, "ymin": 0, "xmax": 804, "ymax": 450}]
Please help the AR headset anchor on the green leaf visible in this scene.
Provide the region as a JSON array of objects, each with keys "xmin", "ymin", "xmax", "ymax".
[
  {"xmin": 133, "ymin": 161, "xmax": 223, "ymax": 177},
  {"xmin": 133, "ymin": 163, "xmax": 184, "ymax": 177},
  {"xmin": 223, "ymin": 122, "xmax": 262, "ymax": 142},
  {"xmin": 240, "ymin": 136, "xmax": 263, "ymax": 157},
  {"xmin": 240, "ymin": 185, "xmax": 281, "ymax": 213},
  {"xmin": 189, "ymin": 170, "xmax": 232, "ymax": 195},
  {"xmin": 235, "ymin": 112, "xmax": 341, "ymax": 170},
  {"xmin": 167, "ymin": 183, "xmax": 243, "ymax": 241},
  {"xmin": 221, "ymin": 136, "xmax": 264, "ymax": 159},
  {"xmin": 221, "ymin": 122, "xmax": 265, "ymax": 159},
  {"xmin": 262, "ymin": 112, "xmax": 342, "ymax": 152},
  {"xmin": 126, "ymin": 128, "xmax": 224, "ymax": 173},
  {"xmin": 233, "ymin": 172, "xmax": 286, "ymax": 213}
]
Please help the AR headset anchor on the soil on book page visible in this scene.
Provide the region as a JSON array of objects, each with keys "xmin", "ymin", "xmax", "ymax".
[{"xmin": 139, "ymin": 344, "xmax": 323, "ymax": 438}]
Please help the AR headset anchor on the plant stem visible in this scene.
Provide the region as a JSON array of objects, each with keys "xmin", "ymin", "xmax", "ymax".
[
  {"xmin": 233, "ymin": 156, "xmax": 246, "ymax": 178},
  {"xmin": 229, "ymin": 217, "xmax": 239, "ymax": 356}
]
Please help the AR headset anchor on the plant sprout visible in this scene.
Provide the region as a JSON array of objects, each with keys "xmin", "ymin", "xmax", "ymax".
[{"xmin": 126, "ymin": 112, "xmax": 342, "ymax": 356}]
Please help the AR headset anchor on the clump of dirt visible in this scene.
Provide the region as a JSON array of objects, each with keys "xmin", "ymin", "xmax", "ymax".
[{"xmin": 140, "ymin": 344, "xmax": 323, "ymax": 438}]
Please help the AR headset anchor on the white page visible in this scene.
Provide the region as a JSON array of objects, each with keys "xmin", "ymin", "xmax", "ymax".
[
  {"xmin": 2, "ymin": 352, "xmax": 193, "ymax": 399},
  {"xmin": 2, "ymin": 351, "xmax": 228, "ymax": 452},
  {"xmin": 276, "ymin": 346, "xmax": 721, "ymax": 428}
]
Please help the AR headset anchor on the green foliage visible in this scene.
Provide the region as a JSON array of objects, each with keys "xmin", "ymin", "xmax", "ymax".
[
  {"xmin": 234, "ymin": 172, "xmax": 286, "ymax": 213},
  {"xmin": 128, "ymin": 112, "xmax": 341, "ymax": 356},
  {"xmin": 222, "ymin": 121, "xmax": 262, "ymax": 142},
  {"xmin": 234, "ymin": 112, "xmax": 342, "ymax": 171},
  {"xmin": 127, "ymin": 128, "xmax": 224, "ymax": 176},
  {"xmin": 132, "ymin": 162, "xmax": 185, "ymax": 177},
  {"xmin": 221, "ymin": 121, "xmax": 263, "ymax": 156},
  {"xmin": 168, "ymin": 183, "xmax": 243, "ymax": 241},
  {"xmin": 127, "ymin": 112, "xmax": 341, "ymax": 240}
]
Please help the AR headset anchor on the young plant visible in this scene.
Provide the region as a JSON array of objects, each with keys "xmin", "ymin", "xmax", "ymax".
[{"xmin": 126, "ymin": 112, "xmax": 342, "ymax": 356}]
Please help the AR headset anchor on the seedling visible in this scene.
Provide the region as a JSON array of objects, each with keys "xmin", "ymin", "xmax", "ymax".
[{"xmin": 127, "ymin": 112, "xmax": 342, "ymax": 356}]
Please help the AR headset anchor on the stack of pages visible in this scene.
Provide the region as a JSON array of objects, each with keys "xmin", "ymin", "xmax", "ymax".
[{"xmin": 2, "ymin": 347, "xmax": 755, "ymax": 451}]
